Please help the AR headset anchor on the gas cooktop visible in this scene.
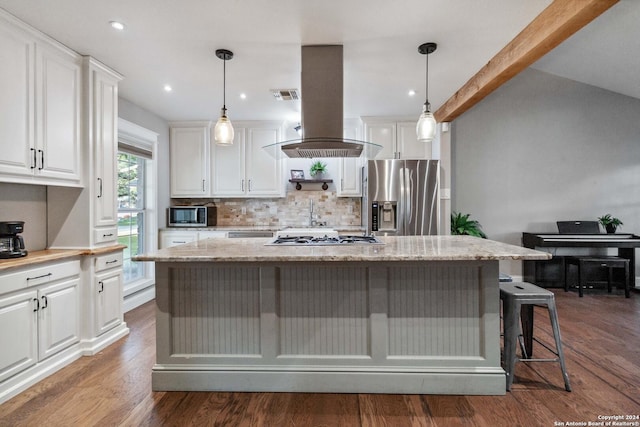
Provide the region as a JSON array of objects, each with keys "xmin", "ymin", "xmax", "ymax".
[{"xmin": 265, "ymin": 235, "xmax": 383, "ymax": 246}]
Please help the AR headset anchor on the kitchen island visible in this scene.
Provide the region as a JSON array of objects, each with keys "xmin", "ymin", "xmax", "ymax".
[{"xmin": 134, "ymin": 235, "xmax": 550, "ymax": 395}]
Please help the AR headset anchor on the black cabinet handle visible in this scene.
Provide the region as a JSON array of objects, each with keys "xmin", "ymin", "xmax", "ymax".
[
  {"xmin": 33, "ymin": 298, "xmax": 39, "ymax": 312},
  {"xmin": 97, "ymin": 177, "xmax": 103, "ymax": 198},
  {"xmin": 38, "ymin": 149, "xmax": 44, "ymax": 170},
  {"xmin": 41, "ymin": 295, "xmax": 48, "ymax": 309},
  {"xmin": 98, "ymin": 281, "xmax": 104, "ymax": 293},
  {"xmin": 103, "ymin": 233, "xmax": 114, "ymax": 237},
  {"xmin": 30, "ymin": 148, "xmax": 36, "ymax": 169},
  {"xmin": 27, "ymin": 272, "xmax": 52, "ymax": 281},
  {"xmin": 106, "ymin": 259, "xmax": 118, "ymax": 264}
]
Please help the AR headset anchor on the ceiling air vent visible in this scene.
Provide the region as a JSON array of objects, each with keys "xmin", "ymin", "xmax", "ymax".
[{"xmin": 270, "ymin": 89, "xmax": 300, "ymax": 101}]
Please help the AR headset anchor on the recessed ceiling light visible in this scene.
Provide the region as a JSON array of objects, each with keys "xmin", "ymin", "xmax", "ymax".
[
  {"xmin": 163, "ymin": 85, "xmax": 172, "ymax": 92},
  {"xmin": 110, "ymin": 21, "xmax": 125, "ymax": 31},
  {"xmin": 408, "ymin": 90, "xmax": 416, "ymax": 97},
  {"xmin": 240, "ymin": 93, "xmax": 247, "ymax": 100}
]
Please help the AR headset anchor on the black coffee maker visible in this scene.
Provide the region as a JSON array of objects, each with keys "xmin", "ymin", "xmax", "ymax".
[{"xmin": 0, "ymin": 221, "xmax": 28, "ymax": 259}]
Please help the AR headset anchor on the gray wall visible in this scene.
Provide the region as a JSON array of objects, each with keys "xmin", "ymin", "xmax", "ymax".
[
  {"xmin": 452, "ymin": 68, "xmax": 640, "ymax": 277},
  {"xmin": 118, "ymin": 97, "xmax": 170, "ymax": 228},
  {"xmin": 0, "ymin": 183, "xmax": 47, "ymax": 251}
]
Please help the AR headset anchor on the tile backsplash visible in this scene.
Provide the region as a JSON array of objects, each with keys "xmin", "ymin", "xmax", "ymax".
[{"xmin": 171, "ymin": 192, "xmax": 361, "ymax": 228}]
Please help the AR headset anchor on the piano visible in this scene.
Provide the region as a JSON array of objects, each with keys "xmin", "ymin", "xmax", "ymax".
[{"xmin": 522, "ymin": 232, "xmax": 640, "ymax": 288}]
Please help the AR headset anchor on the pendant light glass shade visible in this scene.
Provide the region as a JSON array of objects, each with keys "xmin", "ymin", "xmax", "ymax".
[
  {"xmin": 416, "ymin": 104, "xmax": 437, "ymax": 142},
  {"xmin": 416, "ymin": 42, "xmax": 437, "ymax": 143},
  {"xmin": 214, "ymin": 49, "xmax": 234, "ymax": 146},
  {"xmin": 214, "ymin": 108, "xmax": 234, "ymax": 146}
]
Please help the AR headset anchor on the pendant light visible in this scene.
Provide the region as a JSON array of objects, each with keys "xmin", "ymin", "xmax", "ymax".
[
  {"xmin": 416, "ymin": 42, "xmax": 437, "ymax": 143},
  {"xmin": 214, "ymin": 49, "xmax": 234, "ymax": 146}
]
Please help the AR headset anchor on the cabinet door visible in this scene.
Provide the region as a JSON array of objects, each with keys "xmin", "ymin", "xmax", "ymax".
[
  {"xmin": 95, "ymin": 270, "xmax": 123, "ymax": 336},
  {"xmin": 365, "ymin": 122, "xmax": 396, "ymax": 159},
  {"xmin": 212, "ymin": 128, "xmax": 246, "ymax": 196},
  {"xmin": 0, "ymin": 290, "xmax": 38, "ymax": 383},
  {"xmin": 397, "ymin": 122, "xmax": 429, "ymax": 159},
  {"xmin": 0, "ymin": 25, "xmax": 34, "ymax": 179},
  {"xmin": 93, "ymin": 69, "xmax": 120, "ymax": 229},
  {"xmin": 38, "ymin": 277, "xmax": 80, "ymax": 360},
  {"xmin": 170, "ymin": 126, "xmax": 210, "ymax": 197},
  {"xmin": 246, "ymin": 127, "xmax": 282, "ymax": 197},
  {"xmin": 338, "ymin": 126, "xmax": 363, "ymax": 196},
  {"xmin": 159, "ymin": 231, "xmax": 197, "ymax": 249},
  {"xmin": 35, "ymin": 42, "xmax": 81, "ymax": 183}
]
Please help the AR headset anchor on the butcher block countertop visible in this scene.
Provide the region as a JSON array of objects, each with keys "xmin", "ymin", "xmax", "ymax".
[
  {"xmin": 134, "ymin": 235, "xmax": 550, "ymax": 263},
  {"xmin": 0, "ymin": 245, "xmax": 126, "ymax": 272}
]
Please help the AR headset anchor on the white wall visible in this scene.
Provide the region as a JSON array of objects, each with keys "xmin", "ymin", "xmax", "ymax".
[{"xmin": 452, "ymin": 68, "xmax": 640, "ymax": 277}]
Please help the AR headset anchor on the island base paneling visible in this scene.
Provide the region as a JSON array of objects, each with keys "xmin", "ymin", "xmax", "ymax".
[{"xmin": 153, "ymin": 260, "xmax": 505, "ymax": 395}]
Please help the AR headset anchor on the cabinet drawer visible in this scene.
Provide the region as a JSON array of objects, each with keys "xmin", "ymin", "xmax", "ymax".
[
  {"xmin": 95, "ymin": 251, "xmax": 123, "ymax": 272},
  {"xmin": 0, "ymin": 260, "xmax": 81, "ymax": 295},
  {"xmin": 94, "ymin": 227, "xmax": 118, "ymax": 244}
]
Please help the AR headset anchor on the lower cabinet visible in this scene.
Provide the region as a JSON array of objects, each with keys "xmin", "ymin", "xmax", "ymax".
[
  {"xmin": 94, "ymin": 268, "xmax": 122, "ymax": 336},
  {"xmin": 0, "ymin": 260, "xmax": 80, "ymax": 384},
  {"xmin": 159, "ymin": 230, "xmax": 227, "ymax": 249}
]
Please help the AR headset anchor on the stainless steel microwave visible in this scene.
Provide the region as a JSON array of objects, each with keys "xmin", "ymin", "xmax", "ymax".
[{"xmin": 168, "ymin": 206, "xmax": 216, "ymax": 227}]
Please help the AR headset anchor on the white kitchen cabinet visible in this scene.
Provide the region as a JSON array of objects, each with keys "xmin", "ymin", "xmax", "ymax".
[
  {"xmin": 0, "ymin": 290, "xmax": 38, "ymax": 383},
  {"xmin": 363, "ymin": 118, "xmax": 430, "ymax": 160},
  {"xmin": 0, "ymin": 14, "xmax": 81, "ymax": 186},
  {"xmin": 337, "ymin": 121, "xmax": 364, "ymax": 197},
  {"xmin": 87, "ymin": 251, "xmax": 124, "ymax": 338},
  {"xmin": 0, "ymin": 260, "xmax": 80, "ymax": 383},
  {"xmin": 38, "ymin": 277, "xmax": 81, "ymax": 360},
  {"xmin": 94, "ymin": 270, "xmax": 122, "ymax": 336},
  {"xmin": 87, "ymin": 58, "xmax": 122, "ymax": 241},
  {"xmin": 0, "ymin": 22, "xmax": 33, "ymax": 180},
  {"xmin": 170, "ymin": 123, "xmax": 211, "ymax": 197},
  {"xmin": 212, "ymin": 121, "xmax": 284, "ymax": 198},
  {"xmin": 160, "ymin": 230, "xmax": 197, "ymax": 249}
]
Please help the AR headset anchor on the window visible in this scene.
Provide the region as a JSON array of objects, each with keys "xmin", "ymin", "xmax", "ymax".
[
  {"xmin": 118, "ymin": 153, "xmax": 145, "ymax": 282},
  {"xmin": 117, "ymin": 118, "xmax": 158, "ymax": 312}
]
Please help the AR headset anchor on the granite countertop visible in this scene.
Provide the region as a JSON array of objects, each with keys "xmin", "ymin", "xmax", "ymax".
[
  {"xmin": 133, "ymin": 235, "xmax": 551, "ymax": 263},
  {"xmin": 0, "ymin": 245, "xmax": 126, "ymax": 272},
  {"xmin": 161, "ymin": 225, "xmax": 366, "ymax": 232}
]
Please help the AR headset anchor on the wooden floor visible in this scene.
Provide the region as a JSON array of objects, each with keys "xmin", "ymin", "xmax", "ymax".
[{"xmin": 1, "ymin": 288, "xmax": 639, "ymax": 427}]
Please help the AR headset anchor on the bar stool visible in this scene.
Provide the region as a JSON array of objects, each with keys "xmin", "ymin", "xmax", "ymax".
[
  {"xmin": 565, "ymin": 256, "xmax": 630, "ymax": 298},
  {"xmin": 500, "ymin": 281, "xmax": 571, "ymax": 391}
]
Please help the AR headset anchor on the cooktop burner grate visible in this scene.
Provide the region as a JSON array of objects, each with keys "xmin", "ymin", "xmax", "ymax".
[{"xmin": 266, "ymin": 235, "xmax": 383, "ymax": 246}]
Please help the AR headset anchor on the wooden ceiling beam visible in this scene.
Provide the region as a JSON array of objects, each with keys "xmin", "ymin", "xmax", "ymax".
[{"xmin": 434, "ymin": 0, "xmax": 619, "ymax": 123}]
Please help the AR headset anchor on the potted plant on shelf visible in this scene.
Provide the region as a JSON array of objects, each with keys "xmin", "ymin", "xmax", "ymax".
[
  {"xmin": 598, "ymin": 214, "xmax": 623, "ymax": 234},
  {"xmin": 450, "ymin": 211, "xmax": 487, "ymax": 238},
  {"xmin": 309, "ymin": 161, "xmax": 327, "ymax": 178}
]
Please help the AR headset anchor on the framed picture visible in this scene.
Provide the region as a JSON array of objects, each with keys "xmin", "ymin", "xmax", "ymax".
[{"xmin": 290, "ymin": 170, "xmax": 305, "ymax": 179}]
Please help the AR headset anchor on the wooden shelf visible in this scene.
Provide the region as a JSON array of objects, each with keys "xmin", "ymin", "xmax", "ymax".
[{"xmin": 288, "ymin": 179, "xmax": 333, "ymax": 190}]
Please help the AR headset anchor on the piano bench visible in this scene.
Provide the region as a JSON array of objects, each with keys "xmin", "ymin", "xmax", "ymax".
[{"xmin": 564, "ymin": 256, "xmax": 630, "ymax": 298}]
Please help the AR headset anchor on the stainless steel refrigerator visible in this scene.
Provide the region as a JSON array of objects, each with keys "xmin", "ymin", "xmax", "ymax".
[{"xmin": 364, "ymin": 159, "xmax": 439, "ymax": 236}]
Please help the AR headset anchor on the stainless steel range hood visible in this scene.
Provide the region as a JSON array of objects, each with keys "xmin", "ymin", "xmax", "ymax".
[{"xmin": 278, "ymin": 45, "xmax": 380, "ymax": 158}]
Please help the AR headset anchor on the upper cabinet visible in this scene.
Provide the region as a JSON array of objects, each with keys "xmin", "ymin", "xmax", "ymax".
[
  {"xmin": 363, "ymin": 118, "xmax": 430, "ymax": 160},
  {"xmin": 86, "ymin": 58, "xmax": 123, "ymax": 244},
  {"xmin": 0, "ymin": 15, "xmax": 81, "ymax": 187},
  {"xmin": 169, "ymin": 122, "xmax": 211, "ymax": 198},
  {"xmin": 337, "ymin": 119, "xmax": 364, "ymax": 197},
  {"xmin": 212, "ymin": 121, "xmax": 284, "ymax": 198}
]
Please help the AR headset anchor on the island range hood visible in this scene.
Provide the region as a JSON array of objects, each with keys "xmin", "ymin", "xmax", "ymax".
[{"xmin": 279, "ymin": 45, "xmax": 380, "ymax": 158}]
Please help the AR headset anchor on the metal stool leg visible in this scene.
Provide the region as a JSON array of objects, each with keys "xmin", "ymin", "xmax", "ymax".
[
  {"xmin": 546, "ymin": 298, "xmax": 572, "ymax": 391},
  {"xmin": 503, "ymin": 297, "xmax": 520, "ymax": 391}
]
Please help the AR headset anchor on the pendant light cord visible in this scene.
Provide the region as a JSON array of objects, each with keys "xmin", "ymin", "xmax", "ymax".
[
  {"xmin": 424, "ymin": 51, "xmax": 429, "ymax": 107},
  {"xmin": 222, "ymin": 57, "xmax": 227, "ymax": 112}
]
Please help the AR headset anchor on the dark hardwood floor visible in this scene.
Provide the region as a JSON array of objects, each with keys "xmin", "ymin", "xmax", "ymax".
[{"xmin": 1, "ymin": 289, "xmax": 639, "ymax": 426}]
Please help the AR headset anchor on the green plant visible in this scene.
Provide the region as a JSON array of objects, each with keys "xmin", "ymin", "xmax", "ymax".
[
  {"xmin": 598, "ymin": 214, "xmax": 623, "ymax": 231},
  {"xmin": 450, "ymin": 211, "xmax": 487, "ymax": 238},
  {"xmin": 309, "ymin": 160, "xmax": 327, "ymax": 177}
]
